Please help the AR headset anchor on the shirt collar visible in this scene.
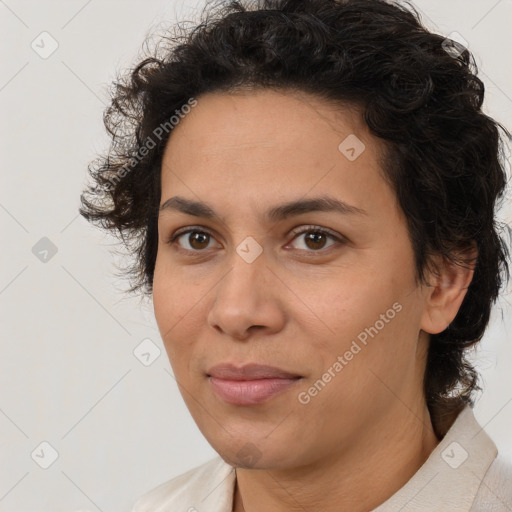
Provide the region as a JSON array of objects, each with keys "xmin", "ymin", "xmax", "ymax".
[{"xmin": 372, "ymin": 405, "xmax": 497, "ymax": 511}]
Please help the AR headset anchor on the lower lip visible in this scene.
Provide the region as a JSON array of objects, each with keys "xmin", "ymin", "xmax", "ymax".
[{"xmin": 209, "ymin": 376, "xmax": 301, "ymax": 405}]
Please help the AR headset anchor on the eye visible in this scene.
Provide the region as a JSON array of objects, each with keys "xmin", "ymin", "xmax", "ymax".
[
  {"xmin": 166, "ymin": 225, "xmax": 344, "ymax": 254},
  {"xmin": 167, "ymin": 228, "xmax": 218, "ymax": 251},
  {"xmin": 287, "ymin": 225, "xmax": 343, "ymax": 251}
]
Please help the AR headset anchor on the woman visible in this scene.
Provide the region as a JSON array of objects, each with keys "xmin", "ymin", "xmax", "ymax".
[{"xmin": 79, "ymin": 0, "xmax": 512, "ymax": 510}]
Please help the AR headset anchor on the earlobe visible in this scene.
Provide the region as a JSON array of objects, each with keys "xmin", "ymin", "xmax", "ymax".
[{"xmin": 420, "ymin": 247, "xmax": 477, "ymax": 335}]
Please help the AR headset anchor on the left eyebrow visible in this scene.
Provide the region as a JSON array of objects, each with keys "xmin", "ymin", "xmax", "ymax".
[
  {"xmin": 265, "ymin": 196, "xmax": 367, "ymax": 222},
  {"xmin": 158, "ymin": 195, "xmax": 367, "ymax": 222}
]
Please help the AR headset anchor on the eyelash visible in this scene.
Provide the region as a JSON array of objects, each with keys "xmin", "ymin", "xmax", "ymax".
[{"xmin": 166, "ymin": 225, "xmax": 345, "ymax": 254}]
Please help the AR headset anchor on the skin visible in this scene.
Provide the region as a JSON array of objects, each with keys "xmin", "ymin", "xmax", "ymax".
[{"xmin": 152, "ymin": 88, "xmax": 475, "ymax": 512}]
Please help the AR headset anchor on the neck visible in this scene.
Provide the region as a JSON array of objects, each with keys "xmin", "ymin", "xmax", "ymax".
[{"xmin": 232, "ymin": 403, "xmax": 440, "ymax": 512}]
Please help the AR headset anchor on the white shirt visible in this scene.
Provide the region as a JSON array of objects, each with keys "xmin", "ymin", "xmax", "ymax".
[{"xmin": 131, "ymin": 406, "xmax": 512, "ymax": 511}]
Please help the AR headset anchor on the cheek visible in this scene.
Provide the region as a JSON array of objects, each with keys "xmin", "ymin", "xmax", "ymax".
[
  {"xmin": 152, "ymin": 261, "xmax": 189, "ymax": 356},
  {"xmin": 152, "ymin": 263, "xmax": 174, "ymax": 332},
  {"xmin": 309, "ymin": 270, "xmax": 401, "ymax": 340},
  {"xmin": 305, "ymin": 254, "xmax": 421, "ymax": 372},
  {"xmin": 152, "ymin": 255, "xmax": 195, "ymax": 324},
  {"xmin": 152, "ymin": 258, "xmax": 211, "ymax": 367}
]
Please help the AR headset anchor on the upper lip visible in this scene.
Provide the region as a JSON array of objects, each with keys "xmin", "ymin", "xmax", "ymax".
[{"xmin": 207, "ymin": 363, "xmax": 302, "ymax": 380}]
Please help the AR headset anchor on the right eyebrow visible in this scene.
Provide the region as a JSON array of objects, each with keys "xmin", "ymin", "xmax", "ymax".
[{"xmin": 159, "ymin": 196, "xmax": 220, "ymax": 220}]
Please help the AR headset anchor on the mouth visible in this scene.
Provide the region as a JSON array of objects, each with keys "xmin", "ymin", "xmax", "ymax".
[{"xmin": 206, "ymin": 363, "xmax": 303, "ymax": 406}]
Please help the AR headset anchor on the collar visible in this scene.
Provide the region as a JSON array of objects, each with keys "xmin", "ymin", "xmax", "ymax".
[{"xmin": 372, "ymin": 405, "xmax": 497, "ymax": 511}]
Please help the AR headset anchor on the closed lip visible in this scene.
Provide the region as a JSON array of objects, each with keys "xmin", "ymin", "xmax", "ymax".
[{"xmin": 206, "ymin": 363, "xmax": 302, "ymax": 380}]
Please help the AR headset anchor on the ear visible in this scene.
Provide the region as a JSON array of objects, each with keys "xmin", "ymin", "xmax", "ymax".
[{"xmin": 420, "ymin": 245, "xmax": 478, "ymax": 335}]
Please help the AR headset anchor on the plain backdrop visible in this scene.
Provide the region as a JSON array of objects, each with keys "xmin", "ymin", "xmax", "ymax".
[{"xmin": 1, "ymin": 1, "xmax": 511, "ymax": 511}]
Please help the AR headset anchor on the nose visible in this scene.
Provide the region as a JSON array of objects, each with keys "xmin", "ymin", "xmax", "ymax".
[{"xmin": 207, "ymin": 249, "xmax": 286, "ymax": 341}]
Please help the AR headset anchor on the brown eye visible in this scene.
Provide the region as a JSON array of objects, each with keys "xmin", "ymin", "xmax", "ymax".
[
  {"xmin": 303, "ymin": 232, "xmax": 328, "ymax": 250},
  {"xmin": 289, "ymin": 227, "xmax": 341, "ymax": 252},
  {"xmin": 170, "ymin": 229, "xmax": 216, "ymax": 251},
  {"xmin": 188, "ymin": 232, "xmax": 210, "ymax": 250}
]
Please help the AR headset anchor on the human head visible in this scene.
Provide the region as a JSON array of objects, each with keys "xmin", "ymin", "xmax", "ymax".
[{"xmin": 80, "ymin": 0, "xmax": 510, "ymax": 439}]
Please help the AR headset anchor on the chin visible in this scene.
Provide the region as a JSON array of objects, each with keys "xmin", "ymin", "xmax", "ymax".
[{"xmin": 209, "ymin": 433, "xmax": 300, "ymax": 470}]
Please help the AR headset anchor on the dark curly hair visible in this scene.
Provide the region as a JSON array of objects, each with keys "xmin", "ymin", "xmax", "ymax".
[{"xmin": 79, "ymin": 0, "xmax": 511, "ymax": 435}]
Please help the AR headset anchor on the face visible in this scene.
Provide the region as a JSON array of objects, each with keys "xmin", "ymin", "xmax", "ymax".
[{"xmin": 152, "ymin": 89, "xmax": 432, "ymax": 470}]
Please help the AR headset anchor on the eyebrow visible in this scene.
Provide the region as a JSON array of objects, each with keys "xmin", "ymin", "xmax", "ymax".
[{"xmin": 159, "ymin": 195, "xmax": 367, "ymax": 222}]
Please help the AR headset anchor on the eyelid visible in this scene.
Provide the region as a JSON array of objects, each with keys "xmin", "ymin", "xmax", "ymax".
[{"xmin": 288, "ymin": 224, "xmax": 343, "ymax": 241}]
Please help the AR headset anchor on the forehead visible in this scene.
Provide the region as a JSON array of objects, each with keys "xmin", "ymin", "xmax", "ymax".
[
  {"xmin": 159, "ymin": 89, "xmax": 394, "ymax": 218},
  {"xmin": 163, "ymin": 88, "xmax": 372, "ymax": 159}
]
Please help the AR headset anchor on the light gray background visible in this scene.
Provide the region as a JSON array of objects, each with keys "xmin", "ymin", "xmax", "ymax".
[{"xmin": 1, "ymin": 1, "xmax": 511, "ymax": 511}]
